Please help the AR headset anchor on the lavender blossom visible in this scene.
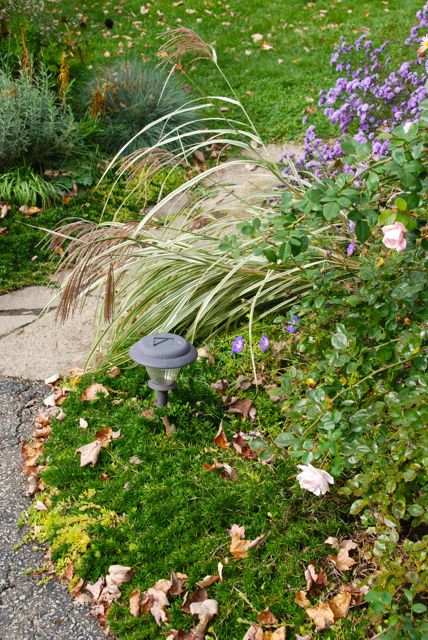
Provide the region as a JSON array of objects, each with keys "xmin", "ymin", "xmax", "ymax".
[
  {"xmin": 347, "ymin": 241, "xmax": 356, "ymax": 256},
  {"xmin": 259, "ymin": 335, "xmax": 270, "ymax": 352},
  {"xmin": 231, "ymin": 336, "xmax": 245, "ymax": 354}
]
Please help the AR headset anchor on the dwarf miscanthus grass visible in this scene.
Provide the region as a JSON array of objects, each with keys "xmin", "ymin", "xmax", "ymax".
[{"xmin": 281, "ymin": 2, "xmax": 428, "ymax": 179}]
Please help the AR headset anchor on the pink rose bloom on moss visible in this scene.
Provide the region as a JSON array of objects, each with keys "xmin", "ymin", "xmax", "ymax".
[
  {"xmin": 296, "ymin": 463, "xmax": 334, "ymax": 496},
  {"xmin": 381, "ymin": 222, "xmax": 408, "ymax": 252}
]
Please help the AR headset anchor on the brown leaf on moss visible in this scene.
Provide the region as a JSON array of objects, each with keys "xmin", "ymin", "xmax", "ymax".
[
  {"xmin": 196, "ymin": 574, "xmax": 219, "ymax": 588},
  {"xmin": 106, "ymin": 366, "xmax": 121, "ymax": 378},
  {"xmin": 141, "ymin": 409, "xmax": 156, "ymax": 420},
  {"xmin": 129, "ymin": 589, "xmax": 141, "ymax": 617},
  {"xmin": 163, "ymin": 416, "xmax": 176, "ymax": 437},
  {"xmin": 170, "ymin": 572, "xmax": 188, "ymax": 596},
  {"xmin": 294, "ymin": 590, "xmax": 311, "ymax": 608},
  {"xmin": 232, "ymin": 432, "xmax": 257, "ymax": 459},
  {"xmin": 328, "ymin": 541, "xmax": 358, "ymax": 571},
  {"xmin": 190, "ymin": 598, "xmax": 218, "ymax": 639},
  {"xmin": 227, "ymin": 397, "xmax": 253, "ymax": 419},
  {"xmin": 76, "ymin": 440, "xmax": 103, "ymax": 467},
  {"xmin": 108, "ymin": 565, "xmax": 134, "ymax": 586},
  {"xmin": 305, "ymin": 601, "xmax": 335, "ymax": 631},
  {"xmin": 181, "ymin": 588, "xmax": 208, "ymax": 614},
  {"xmin": 214, "ymin": 424, "xmax": 229, "ymax": 449},
  {"xmin": 141, "ymin": 586, "xmax": 170, "ymax": 626},
  {"xmin": 80, "ymin": 383, "xmax": 109, "ymax": 401},
  {"xmin": 229, "ymin": 524, "xmax": 265, "ymax": 559},
  {"xmin": 243, "ymin": 625, "xmax": 263, "ymax": 640},
  {"xmin": 257, "ymin": 607, "xmax": 278, "ymax": 625},
  {"xmin": 197, "ymin": 347, "xmax": 215, "ymax": 365},
  {"xmin": 203, "ymin": 461, "xmax": 238, "ymax": 482},
  {"xmin": 304, "ymin": 563, "xmax": 329, "ymax": 592},
  {"xmin": 264, "ymin": 628, "xmax": 286, "ymax": 640},
  {"xmin": 95, "ymin": 427, "xmax": 120, "ymax": 446},
  {"xmin": 211, "ymin": 379, "xmax": 229, "ymax": 394},
  {"xmin": 329, "ymin": 591, "xmax": 351, "ymax": 620},
  {"xmin": 235, "ymin": 375, "xmax": 252, "ymax": 391}
]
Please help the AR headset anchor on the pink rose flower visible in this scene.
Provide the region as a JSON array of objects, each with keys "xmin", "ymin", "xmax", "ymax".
[
  {"xmin": 381, "ymin": 222, "xmax": 408, "ymax": 252},
  {"xmin": 296, "ymin": 463, "xmax": 334, "ymax": 496}
]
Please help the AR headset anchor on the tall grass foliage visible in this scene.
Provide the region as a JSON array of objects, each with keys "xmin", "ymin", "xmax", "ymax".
[{"xmin": 51, "ymin": 29, "xmax": 350, "ymax": 366}]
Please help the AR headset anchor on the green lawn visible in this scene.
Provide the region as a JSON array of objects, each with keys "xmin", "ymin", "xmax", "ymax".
[
  {"xmin": 31, "ymin": 331, "xmax": 370, "ymax": 639},
  {"xmin": 54, "ymin": 0, "xmax": 423, "ymax": 141}
]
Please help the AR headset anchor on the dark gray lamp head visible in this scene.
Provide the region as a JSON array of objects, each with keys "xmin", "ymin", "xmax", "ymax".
[{"xmin": 130, "ymin": 333, "xmax": 197, "ymax": 406}]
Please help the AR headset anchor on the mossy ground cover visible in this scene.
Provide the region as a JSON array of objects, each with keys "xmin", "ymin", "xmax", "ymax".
[{"xmin": 31, "ymin": 330, "xmax": 370, "ymax": 639}]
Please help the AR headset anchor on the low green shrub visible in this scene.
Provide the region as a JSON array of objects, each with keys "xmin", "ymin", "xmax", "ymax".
[
  {"xmin": 0, "ymin": 66, "xmax": 78, "ymax": 170},
  {"xmin": 79, "ymin": 60, "xmax": 199, "ymax": 154}
]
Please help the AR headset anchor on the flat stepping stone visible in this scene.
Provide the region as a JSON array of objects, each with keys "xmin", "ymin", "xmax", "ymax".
[{"xmin": 0, "ymin": 287, "xmax": 99, "ymax": 381}]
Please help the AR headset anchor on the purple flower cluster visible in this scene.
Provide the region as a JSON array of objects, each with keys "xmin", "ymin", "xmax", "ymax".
[
  {"xmin": 286, "ymin": 314, "xmax": 299, "ymax": 334},
  {"xmin": 281, "ymin": 3, "xmax": 428, "ymax": 178},
  {"xmin": 231, "ymin": 335, "xmax": 271, "ymax": 353}
]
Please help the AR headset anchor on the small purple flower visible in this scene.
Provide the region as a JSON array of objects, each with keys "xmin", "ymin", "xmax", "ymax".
[
  {"xmin": 347, "ymin": 241, "xmax": 356, "ymax": 256},
  {"xmin": 231, "ymin": 336, "xmax": 245, "ymax": 354},
  {"xmin": 259, "ymin": 334, "xmax": 270, "ymax": 352},
  {"xmin": 292, "ymin": 314, "xmax": 299, "ymax": 324},
  {"xmin": 286, "ymin": 325, "xmax": 297, "ymax": 334},
  {"xmin": 348, "ymin": 220, "xmax": 356, "ymax": 233}
]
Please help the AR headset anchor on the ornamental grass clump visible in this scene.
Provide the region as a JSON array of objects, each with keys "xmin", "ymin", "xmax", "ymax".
[
  {"xmin": 80, "ymin": 60, "xmax": 200, "ymax": 154},
  {"xmin": 283, "ymin": 1, "xmax": 428, "ymax": 178}
]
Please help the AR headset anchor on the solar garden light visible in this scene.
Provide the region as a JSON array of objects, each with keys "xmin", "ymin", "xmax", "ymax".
[{"xmin": 129, "ymin": 333, "xmax": 197, "ymax": 407}]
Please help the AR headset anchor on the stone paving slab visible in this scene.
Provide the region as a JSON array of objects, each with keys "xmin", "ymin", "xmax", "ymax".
[
  {"xmin": 0, "ymin": 379, "xmax": 106, "ymax": 640},
  {"xmin": 0, "ymin": 289, "xmax": 100, "ymax": 380}
]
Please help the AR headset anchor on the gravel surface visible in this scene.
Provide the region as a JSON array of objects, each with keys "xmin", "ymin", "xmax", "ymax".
[{"xmin": 0, "ymin": 379, "xmax": 106, "ymax": 640}]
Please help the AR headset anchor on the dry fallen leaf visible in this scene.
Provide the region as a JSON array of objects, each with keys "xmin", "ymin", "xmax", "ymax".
[
  {"xmin": 79, "ymin": 418, "xmax": 88, "ymax": 429},
  {"xmin": 141, "ymin": 409, "xmax": 156, "ymax": 420},
  {"xmin": 19, "ymin": 204, "xmax": 42, "ymax": 216},
  {"xmin": 70, "ymin": 578, "xmax": 84, "ymax": 597},
  {"xmin": 141, "ymin": 586, "xmax": 170, "ymax": 626},
  {"xmin": 329, "ymin": 591, "xmax": 351, "ymax": 620},
  {"xmin": 196, "ymin": 574, "xmax": 219, "ymax": 588},
  {"xmin": 163, "ymin": 416, "xmax": 175, "ymax": 436},
  {"xmin": 108, "ymin": 565, "xmax": 134, "ymax": 586},
  {"xmin": 214, "ymin": 424, "xmax": 229, "ymax": 449},
  {"xmin": 181, "ymin": 588, "xmax": 208, "ymax": 614},
  {"xmin": 264, "ymin": 628, "xmax": 286, "ymax": 640},
  {"xmin": 44, "ymin": 373, "xmax": 61, "ymax": 385},
  {"xmin": 257, "ymin": 607, "xmax": 278, "ymax": 625},
  {"xmin": 295, "ymin": 590, "xmax": 311, "ymax": 608},
  {"xmin": 211, "ymin": 379, "xmax": 229, "ymax": 394},
  {"xmin": 129, "ymin": 589, "xmax": 141, "ymax": 617},
  {"xmin": 95, "ymin": 427, "xmax": 121, "ymax": 446},
  {"xmin": 129, "ymin": 455, "xmax": 142, "ymax": 464},
  {"xmin": 229, "ymin": 524, "xmax": 265, "ymax": 559},
  {"xmin": 80, "ymin": 383, "xmax": 109, "ymax": 401},
  {"xmin": 328, "ymin": 541, "xmax": 357, "ymax": 571},
  {"xmin": 304, "ymin": 563, "xmax": 329, "ymax": 592},
  {"xmin": 190, "ymin": 598, "xmax": 218, "ymax": 639},
  {"xmin": 169, "ymin": 572, "xmax": 188, "ymax": 596},
  {"xmin": 197, "ymin": 347, "xmax": 215, "ymax": 365},
  {"xmin": 232, "ymin": 432, "xmax": 257, "ymax": 459},
  {"xmin": 76, "ymin": 440, "xmax": 103, "ymax": 467},
  {"xmin": 86, "ymin": 577, "xmax": 105, "ymax": 601},
  {"xmin": 227, "ymin": 397, "xmax": 253, "ymax": 419},
  {"xmin": 251, "ymin": 33, "xmax": 264, "ymax": 42},
  {"xmin": 243, "ymin": 625, "xmax": 263, "ymax": 640},
  {"xmin": 235, "ymin": 375, "xmax": 252, "ymax": 391},
  {"xmin": 203, "ymin": 461, "xmax": 237, "ymax": 482},
  {"xmin": 106, "ymin": 366, "xmax": 121, "ymax": 378},
  {"xmin": 305, "ymin": 601, "xmax": 335, "ymax": 631}
]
